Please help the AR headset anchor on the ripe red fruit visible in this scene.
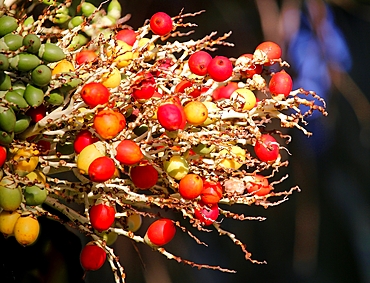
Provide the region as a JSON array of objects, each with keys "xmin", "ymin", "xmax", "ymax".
[
  {"xmin": 157, "ymin": 103, "xmax": 183, "ymax": 131},
  {"xmin": 75, "ymin": 50, "xmax": 98, "ymax": 65},
  {"xmin": 179, "ymin": 174, "xmax": 203, "ymax": 200},
  {"xmin": 74, "ymin": 130, "xmax": 99, "ymax": 154},
  {"xmin": 212, "ymin": 81, "xmax": 238, "ymax": 100},
  {"xmin": 26, "ymin": 104, "xmax": 46, "ymax": 123},
  {"xmin": 194, "ymin": 202, "xmax": 219, "ymax": 226},
  {"xmin": 115, "ymin": 29, "xmax": 137, "ymax": 46},
  {"xmin": 200, "ymin": 180, "xmax": 223, "ymax": 205},
  {"xmin": 88, "ymin": 156, "xmax": 116, "ymax": 182},
  {"xmin": 207, "ymin": 56, "xmax": 233, "ymax": 82},
  {"xmin": 188, "ymin": 51, "xmax": 212, "ymax": 76},
  {"xmin": 254, "ymin": 134, "xmax": 280, "ymax": 162},
  {"xmin": 269, "ymin": 70, "xmax": 293, "ymax": 97},
  {"xmin": 131, "ymin": 72, "xmax": 156, "ymax": 100},
  {"xmin": 150, "ymin": 12, "xmax": 173, "ymax": 36},
  {"xmin": 0, "ymin": 146, "xmax": 6, "ymax": 167},
  {"xmin": 255, "ymin": 41, "xmax": 282, "ymax": 66},
  {"xmin": 246, "ymin": 175, "xmax": 272, "ymax": 196},
  {"xmin": 80, "ymin": 242, "xmax": 106, "ymax": 271},
  {"xmin": 89, "ymin": 202, "xmax": 116, "ymax": 232},
  {"xmin": 238, "ymin": 53, "xmax": 263, "ymax": 78},
  {"xmin": 81, "ymin": 82, "xmax": 110, "ymax": 108},
  {"xmin": 130, "ymin": 164, "xmax": 158, "ymax": 189},
  {"xmin": 115, "ymin": 140, "xmax": 143, "ymax": 166},
  {"xmin": 145, "ymin": 218, "xmax": 176, "ymax": 246}
]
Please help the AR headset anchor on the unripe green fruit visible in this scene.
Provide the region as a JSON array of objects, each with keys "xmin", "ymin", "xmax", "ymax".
[
  {"xmin": 0, "ymin": 106, "xmax": 16, "ymax": 132},
  {"xmin": 68, "ymin": 16, "xmax": 84, "ymax": 29},
  {"xmin": 107, "ymin": 0, "xmax": 122, "ymax": 20},
  {"xmin": 2, "ymin": 34, "xmax": 23, "ymax": 51},
  {"xmin": 38, "ymin": 43, "xmax": 66, "ymax": 62},
  {"xmin": 23, "ymin": 34, "xmax": 41, "ymax": 54},
  {"xmin": 24, "ymin": 185, "xmax": 48, "ymax": 206},
  {"xmin": 68, "ymin": 34, "xmax": 89, "ymax": 50},
  {"xmin": 193, "ymin": 143, "xmax": 216, "ymax": 155},
  {"xmin": 0, "ymin": 185, "xmax": 22, "ymax": 211},
  {"xmin": 0, "ymin": 130, "xmax": 14, "ymax": 145},
  {"xmin": 24, "ymin": 84, "xmax": 44, "ymax": 107},
  {"xmin": 12, "ymin": 81, "xmax": 26, "ymax": 96},
  {"xmin": 31, "ymin": 65, "xmax": 52, "ymax": 87},
  {"xmin": 45, "ymin": 90, "xmax": 64, "ymax": 105},
  {"xmin": 23, "ymin": 16, "xmax": 34, "ymax": 27},
  {"xmin": 5, "ymin": 91, "xmax": 29, "ymax": 109},
  {"xmin": 164, "ymin": 156, "xmax": 189, "ymax": 180},
  {"xmin": 81, "ymin": 2, "xmax": 97, "ymax": 17},
  {"xmin": 0, "ymin": 54, "xmax": 9, "ymax": 70},
  {"xmin": 0, "ymin": 72, "xmax": 11, "ymax": 90},
  {"xmin": 14, "ymin": 114, "xmax": 31, "ymax": 134},
  {"xmin": 9, "ymin": 53, "xmax": 42, "ymax": 72},
  {"xmin": 0, "ymin": 16, "xmax": 18, "ymax": 37}
]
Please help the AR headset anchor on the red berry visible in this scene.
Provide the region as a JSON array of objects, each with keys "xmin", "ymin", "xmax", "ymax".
[
  {"xmin": 74, "ymin": 130, "xmax": 99, "ymax": 154},
  {"xmin": 81, "ymin": 82, "xmax": 110, "ymax": 108},
  {"xmin": 131, "ymin": 72, "xmax": 156, "ymax": 100},
  {"xmin": 179, "ymin": 173, "xmax": 203, "ymax": 200},
  {"xmin": 269, "ymin": 70, "xmax": 293, "ymax": 97},
  {"xmin": 212, "ymin": 81, "xmax": 238, "ymax": 100},
  {"xmin": 207, "ymin": 56, "xmax": 233, "ymax": 82},
  {"xmin": 254, "ymin": 134, "xmax": 279, "ymax": 162},
  {"xmin": 75, "ymin": 50, "xmax": 98, "ymax": 65},
  {"xmin": 0, "ymin": 146, "xmax": 6, "ymax": 167},
  {"xmin": 188, "ymin": 51, "xmax": 212, "ymax": 76},
  {"xmin": 200, "ymin": 180, "xmax": 223, "ymax": 205},
  {"xmin": 26, "ymin": 104, "xmax": 46, "ymax": 123},
  {"xmin": 130, "ymin": 164, "xmax": 158, "ymax": 189},
  {"xmin": 255, "ymin": 41, "xmax": 282, "ymax": 66},
  {"xmin": 145, "ymin": 218, "xmax": 176, "ymax": 246},
  {"xmin": 88, "ymin": 156, "xmax": 116, "ymax": 182},
  {"xmin": 116, "ymin": 29, "xmax": 137, "ymax": 46},
  {"xmin": 238, "ymin": 53, "xmax": 263, "ymax": 78},
  {"xmin": 157, "ymin": 103, "xmax": 183, "ymax": 131},
  {"xmin": 246, "ymin": 175, "xmax": 272, "ymax": 196},
  {"xmin": 80, "ymin": 242, "xmax": 106, "ymax": 271},
  {"xmin": 89, "ymin": 202, "xmax": 116, "ymax": 232},
  {"xmin": 115, "ymin": 140, "xmax": 143, "ymax": 166},
  {"xmin": 194, "ymin": 202, "xmax": 219, "ymax": 226},
  {"xmin": 150, "ymin": 12, "xmax": 173, "ymax": 36}
]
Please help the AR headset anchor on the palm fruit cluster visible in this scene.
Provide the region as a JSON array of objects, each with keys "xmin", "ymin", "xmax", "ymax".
[{"xmin": 0, "ymin": 0, "xmax": 327, "ymax": 282}]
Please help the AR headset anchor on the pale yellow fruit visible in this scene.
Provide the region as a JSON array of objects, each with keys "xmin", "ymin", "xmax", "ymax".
[
  {"xmin": 13, "ymin": 148, "xmax": 39, "ymax": 176},
  {"xmin": 0, "ymin": 210, "xmax": 21, "ymax": 236},
  {"xmin": 201, "ymin": 101, "xmax": 220, "ymax": 126},
  {"xmin": 76, "ymin": 142, "xmax": 105, "ymax": 175},
  {"xmin": 134, "ymin": 38, "xmax": 156, "ymax": 61},
  {"xmin": 14, "ymin": 215, "xmax": 40, "ymax": 246},
  {"xmin": 101, "ymin": 67, "xmax": 121, "ymax": 88},
  {"xmin": 52, "ymin": 59, "xmax": 75, "ymax": 75},
  {"xmin": 26, "ymin": 170, "xmax": 46, "ymax": 184},
  {"xmin": 230, "ymin": 88, "xmax": 256, "ymax": 111},
  {"xmin": 219, "ymin": 145, "xmax": 246, "ymax": 170}
]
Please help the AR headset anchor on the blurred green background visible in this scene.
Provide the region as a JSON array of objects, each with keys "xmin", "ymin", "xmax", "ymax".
[{"xmin": 1, "ymin": 0, "xmax": 370, "ymax": 282}]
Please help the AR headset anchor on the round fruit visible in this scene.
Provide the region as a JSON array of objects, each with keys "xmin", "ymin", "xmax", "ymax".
[
  {"xmin": 80, "ymin": 242, "xmax": 107, "ymax": 271},
  {"xmin": 207, "ymin": 56, "xmax": 233, "ymax": 82},
  {"xmin": 130, "ymin": 164, "xmax": 158, "ymax": 189},
  {"xmin": 73, "ymin": 130, "xmax": 99, "ymax": 154},
  {"xmin": 101, "ymin": 67, "xmax": 121, "ymax": 88},
  {"xmin": 131, "ymin": 72, "xmax": 155, "ymax": 100},
  {"xmin": 93, "ymin": 109, "xmax": 126, "ymax": 140},
  {"xmin": 237, "ymin": 53, "xmax": 263, "ymax": 78},
  {"xmin": 200, "ymin": 180, "xmax": 223, "ymax": 205},
  {"xmin": 219, "ymin": 145, "xmax": 246, "ymax": 170},
  {"xmin": 115, "ymin": 140, "xmax": 143, "ymax": 166},
  {"xmin": 23, "ymin": 34, "xmax": 41, "ymax": 54},
  {"xmin": 144, "ymin": 218, "xmax": 176, "ymax": 246},
  {"xmin": 269, "ymin": 70, "xmax": 293, "ymax": 97},
  {"xmin": 157, "ymin": 103, "xmax": 183, "ymax": 131},
  {"xmin": 13, "ymin": 148, "xmax": 39, "ymax": 176},
  {"xmin": 163, "ymin": 156, "xmax": 189, "ymax": 180},
  {"xmin": 150, "ymin": 12, "xmax": 173, "ymax": 36},
  {"xmin": 0, "ymin": 146, "xmax": 6, "ymax": 167},
  {"xmin": 0, "ymin": 16, "xmax": 18, "ymax": 37},
  {"xmin": 116, "ymin": 29, "xmax": 137, "ymax": 46},
  {"xmin": 26, "ymin": 104, "xmax": 46, "ymax": 123},
  {"xmin": 183, "ymin": 101, "xmax": 208, "ymax": 125},
  {"xmin": 75, "ymin": 50, "xmax": 98, "ymax": 65},
  {"xmin": 188, "ymin": 51, "xmax": 212, "ymax": 76},
  {"xmin": 24, "ymin": 185, "xmax": 48, "ymax": 206},
  {"xmin": 89, "ymin": 202, "xmax": 116, "ymax": 232},
  {"xmin": 51, "ymin": 59, "xmax": 74, "ymax": 75},
  {"xmin": 0, "ymin": 210, "xmax": 21, "ymax": 236},
  {"xmin": 96, "ymin": 230, "xmax": 118, "ymax": 246},
  {"xmin": 126, "ymin": 213, "xmax": 142, "ymax": 232},
  {"xmin": 0, "ymin": 182, "xmax": 22, "ymax": 211},
  {"xmin": 194, "ymin": 202, "xmax": 219, "ymax": 226},
  {"xmin": 80, "ymin": 82, "xmax": 110, "ymax": 108},
  {"xmin": 254, "ymin": 134, "xmax": 280, "ymax": 162},
  {"xmin": 179, "ymin": 174, "xmax": 203, "ymax": 200},
  {"xmin": 88, "ymin": 156, "xmax": 116, "ymax": 182},
  {"xmin": 31, "ymin": 65, "xmax": 52, "ymax": 87},
  {"xmin": 255, "ymin": 41, "xmax": 282, "ymax": 66},
  {"xmin": 76, "ymin": 142, "xmax": 105, "ymax": 175},
  {"xmin": 24, "ymin": 84, "xmax": 44, "ymax": 107},
  {"xmin": 212, "ymin": 82, "xmax": 238, "ymax": 101},
  {"xmin": 14, "ymin": 215, "xmax": 40, "ymax": 246},
  {"xmin": 230, "ymin": 88, "xmax": 256, "ymax": 111},
  {"xmin": 246, "ymin": 175, "xmax": 272, "ymax": 196}
]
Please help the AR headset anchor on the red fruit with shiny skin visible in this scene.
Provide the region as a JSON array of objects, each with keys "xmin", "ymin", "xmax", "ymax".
[
  {"xmin": 188, "ymin": 51, "xmax": 212, "ymax": 76},
  {"xmin": 130, "ymin": 164, "xmax": 158, "ymax": 189},
  {"xmin": 80, "ymin": 242, "xmax": 106, "ymax": 271},
  {"xmin": 115, "ymin": 140, "xmax": 143, "ymax": 166},
  {"xmin": 254, "ymin": 134, "xmax": 279, "ymax": 162},
  {"xmin": 26, "ymin": 104, "xmax": 46, "ymax": 123},
  {"xmin": 93, "ymin": 109, "xmax": 126, "ymax": 140},
  {"xmin": 174, "ymin": 80, "xmax": 207, "ymax": 98},
  {"xmin": 194, "ymin": 202, "xmax": 219, "ymax": 226},
  {"xmin": 75, "ymin": 50, "xmax": 98, "ymax": 65},
  {"xmin": 145, "ymin": 218, "xmax": 176, "ymax": 246},
  {"xmin": 149, "ymin": 12, "xmax": 173, "ymax": 36},
  {"xmin": 178, "ymin": 173, "xmax": 203, "ymax": 200},
  {"xmin": 115, "ymin": 29, "xmax": 137, "ymax": 46},
  {"xmin": 81, "ymin": 82, "xmax": 110, "ymax": 108},
  {"xmin": 157, "ymin": 103, "xmax": 184, "ymax": 131},
  {"xmin": 200, "ymin": 180, "xmax": 223, "ymax": 205},
  {"xmin": 207, "ymin": 56, "xmax": 233, "ymax": 82},
  {"xmin": 89, "ymin": 203, "xmax": 115, "ymax": 232},
  {"xmin": 88, "ymin": 156, "xmax": 116, "ymax": 182},
  {"xmin": 246, "ymin": 174, "xmax": 272, "ymax": 196},
  {"xmin": 255, "ymin": 41, "xmax": 282, "ymax": 66},
  {"xmin": 238, "ymin": 53, "xmax": 263, "ymax": 78},
  {"xmin": 131, "ymin": 72, "xmax": 156, "ymax": 100},
  {"xmin": 269, "ymin": 70, "xmax": 293, "ymax": 97},
  {"xmin": 0, "ymin": 146, "xmax": 6, "ymax": 167},
  {"xmin": 74, "ymin": 130, "xmax": 99, "ymax": 154},
  {"xmin": 212, "ymin": 82, "xmax": 238, "ymax": 100}
]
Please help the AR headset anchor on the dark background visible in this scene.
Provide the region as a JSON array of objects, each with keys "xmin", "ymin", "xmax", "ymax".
[{"xmin": 1, "ymin": 0, "xmax": 370, "ymax": 282}]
